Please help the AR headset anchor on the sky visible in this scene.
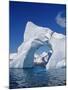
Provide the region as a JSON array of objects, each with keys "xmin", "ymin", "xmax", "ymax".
[{"xmin": 10, "ymin": 1, "xmax": 66, "ymax": 53}]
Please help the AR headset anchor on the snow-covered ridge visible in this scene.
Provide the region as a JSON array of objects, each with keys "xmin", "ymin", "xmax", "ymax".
[
  {"xmin": 24, "ymin": 21, "xmax": 53, "ymax": 41},
  {"xmin": 10, "ymin": 21, "xmax": 66, "ymax": 69},
  {"xmin": 24, "ymin": 21, "xmax": 65, "ymax": 40}
]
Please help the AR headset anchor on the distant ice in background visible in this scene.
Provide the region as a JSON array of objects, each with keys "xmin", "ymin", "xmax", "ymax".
[{"xmin": 56, "ymin": 11, "xmax": 66, "ymax": 28}]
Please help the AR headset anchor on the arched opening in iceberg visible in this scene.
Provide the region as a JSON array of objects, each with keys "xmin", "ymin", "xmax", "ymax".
[
  {"xmin": 22, "ymin": 40, "xmax": 53, "ymax": 68},
  {"xmin": 34, "ymin": 41, "xmax": 53, "ymax": 67}
]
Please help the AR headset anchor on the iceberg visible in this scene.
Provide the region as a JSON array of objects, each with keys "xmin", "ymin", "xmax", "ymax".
[{"xmin": 10, "ymin": 21, "xmax": 66, "ymax": 69}]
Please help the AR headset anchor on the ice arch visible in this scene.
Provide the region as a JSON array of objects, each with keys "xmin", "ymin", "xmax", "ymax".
[
  {"xmin": 10, "ymin": 21, "xmax": 65, "ymax": 69},
  {"xmin": 10, "ymin": 39, "xmax": 52, "ymax": 68}
]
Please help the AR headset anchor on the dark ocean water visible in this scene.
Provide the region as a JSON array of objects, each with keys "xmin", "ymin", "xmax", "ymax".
[{"xmin": 9, "ymin": 66, "xmax": 66, "ymax": 89}]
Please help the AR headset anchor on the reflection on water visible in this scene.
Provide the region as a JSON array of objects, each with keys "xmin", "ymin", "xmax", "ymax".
[{"xmin": 9, "ymin": 66, "xmax": 66, "ymax": 89}]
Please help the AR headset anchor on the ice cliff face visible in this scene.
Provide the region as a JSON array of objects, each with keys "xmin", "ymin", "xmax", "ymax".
[
  {"xmin": 46, "ymin": 32, "xmax": 65, "ymax": 69},
  {"xmin": 10, "ymin": 21, "xmax": 66, "ymax": 69}
]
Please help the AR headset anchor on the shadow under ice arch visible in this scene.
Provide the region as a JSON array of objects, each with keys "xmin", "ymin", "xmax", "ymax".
[{"xmin": 10, "ymin": 21, "xmax": 65, "ymax": 69}]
